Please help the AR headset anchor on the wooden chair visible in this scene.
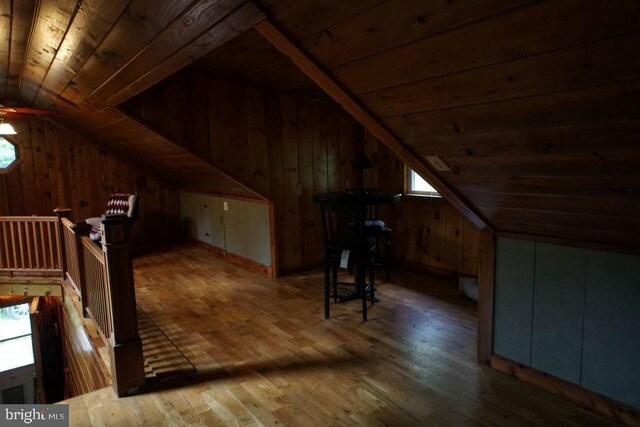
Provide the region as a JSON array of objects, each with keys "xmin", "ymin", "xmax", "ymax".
[
  {"xmin": 86, "ymin": 193, "xmax": 139, "ymax": 241},
  {"xmin": 319, "ymin": 201, "xmax": 377, "ymax": 321}
]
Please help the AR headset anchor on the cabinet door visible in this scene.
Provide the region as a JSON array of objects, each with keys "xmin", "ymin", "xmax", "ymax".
[
  {"xmin": 210, "ymin": 197, "xmax": 225, "ymax": 250},
  {"xmin": 531, "ymin": 244, "xmax": 586, "ymax": 384},
  {"xmin": 493, "ymin": 238, "xmax": 535, "ymax": 365},
  {"xmin": 245, "ymin": 202, "xmax": 270, "ymax": 267},
  {"xmin": 223, "ymin": 199, "xmax": 247, "ymax": 258},
  {"xmin": 179, "ymin": 192, "xmax": 197, "ymax": 239},
  {"xmin": 582, "ymin": 250, "xmax": 640, "ymax": 408},
  {"xmin": 196, "ymin": 195, "xmax": 213, "ymax": 245}
]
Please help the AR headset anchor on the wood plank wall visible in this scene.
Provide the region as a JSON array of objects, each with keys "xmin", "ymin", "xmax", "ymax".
[
  {"xmin": 0, "ymin": 117, "xmax": 180, "ymax": 248},
  {"xmin": 123, "ymin": 71, "xmax": 364, "ymax": 272},
  {"xmin": 35, "ymin": 296, "xmax": 65, "ymax": 403},
  {"xmin": 366, "ymin": 140, "xmax": 482, "ymax": 277},
  {"xmin": 123, "ymin": 71, "xmax": 481, "ymax": 276}
]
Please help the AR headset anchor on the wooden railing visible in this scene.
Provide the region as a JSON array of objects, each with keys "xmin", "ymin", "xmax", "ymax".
[
  {"xmin": 57, "ymin": 210, "xmax": 144, "ymax": 396},
  {"xmin": 82, "ymin": 235, "xmax": 112, "ymax": 341},
  {"xmin": 1, "ymin": 209, "xmax": 145, "ymax": 396},
  {"xmin": 0, "ymin": 216, "xmax": 63, "ymax": 276}
]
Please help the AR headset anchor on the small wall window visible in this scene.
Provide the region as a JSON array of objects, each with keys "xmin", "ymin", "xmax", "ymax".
[
  {"xmin": 0, "ymin": 137, "xmax": 17, "ymax": 172},
  {"xmin": 405, "ymin": 167, "xmax": 440, "ymax": 197}
]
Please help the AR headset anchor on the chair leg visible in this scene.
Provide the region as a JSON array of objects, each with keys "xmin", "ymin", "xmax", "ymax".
[
  {"xmin": 370, "ymin": 261, "xmax": 375, "ymax": 305},
  {"xmin": 332, "ymin": 262, "xmax": 338, "ymax": 303},
  {"xmin": 385, "ymin": 234, "xmax": 391, "ymax": 283},
  {"xmin": 362, "ymin": 287, "xmax": 367, "ymax": 321},
  {"xmin": 324, "ymin": 260, "xmax": 330, "ymax": 319},
  {"xmin": 360, "ymin": 264, "xmax": 367, "ymax": 321}
]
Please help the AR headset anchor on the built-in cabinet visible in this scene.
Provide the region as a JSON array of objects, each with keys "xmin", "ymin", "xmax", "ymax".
[
  {"xmin": 180, "ymin": 191, "xmax": 271, "ymax": 268},
  {"xmin": 493, "ymin": 238, "xmax": 640, "ymax": 409}
]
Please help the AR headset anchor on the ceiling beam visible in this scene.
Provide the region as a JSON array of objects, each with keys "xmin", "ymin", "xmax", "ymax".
[{"xmin": 255, "ymin": 18, "xmax": 490, "ymax": 230}]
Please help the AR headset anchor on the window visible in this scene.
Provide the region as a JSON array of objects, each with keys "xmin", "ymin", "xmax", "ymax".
[
  {"xmin": 0, "ymin": 137, "xmax": 17, "ymax": 171},
  {"xmin": 0, "ymin": 303, "xmax": 35, "ymax": 373},
  {"xmin": 405, "ymin": 167, "xmax": 440, "ymax": 197}
]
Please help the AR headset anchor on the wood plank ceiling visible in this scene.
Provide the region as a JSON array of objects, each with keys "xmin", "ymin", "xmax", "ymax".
[
  {"xmin": 1, "ymin": 0, "xmax": 639, "ymax": 248},
  {"xmin": 0, "ymin": 0, "xmax": 268, "ymax": 199}
]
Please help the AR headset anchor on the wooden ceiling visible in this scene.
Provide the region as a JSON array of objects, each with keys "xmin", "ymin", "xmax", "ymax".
[
  {"xmin": 2, "ymin": 0, "xmax": 640, "ymax": 248},
  {"xmin": 194, "ymin": 28, "xmax": 325, "ymax": 98}
]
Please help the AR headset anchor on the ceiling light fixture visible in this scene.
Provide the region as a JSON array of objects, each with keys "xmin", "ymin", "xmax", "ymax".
[{"xmin": 0, "ymin": 117, "xmax": 16, "ymax": 135}]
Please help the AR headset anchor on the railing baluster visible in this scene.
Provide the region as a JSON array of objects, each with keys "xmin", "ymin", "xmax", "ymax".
[
  {"xmin": 46, "ymin": 222, "xmax": 53, "ymax": 269},
  {"xmin": 39, "ymin": 221, "xmax": 45, "ymax": 269},
  {"xmin": 10, "ymin": 221, "xmax": 17, "ymax": 267},
  {"xmin": 25, "ymin": 222, "xmax": 33, "ymax": 269},
  {"xmin": 32, "ymin": 222, "xmax": 39, "ymax": 268},
  {"xmin": 0, "ymin": 216, "xmax": 64, "ymax": 276}
]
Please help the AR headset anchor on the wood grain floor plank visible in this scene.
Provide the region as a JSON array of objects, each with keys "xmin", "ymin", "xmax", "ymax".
[{"xmin": 62, "ymin": 244, "xmax": 620, "ymax": 426}]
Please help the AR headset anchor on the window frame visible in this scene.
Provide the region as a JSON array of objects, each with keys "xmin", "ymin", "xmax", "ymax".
[
  {"xmin": 404, "ymin": 166, "xmax": 441, "ymax": 198},
  {"xmin": 0, "ymin": 136, "xmax": 19, "ymax": 174}
]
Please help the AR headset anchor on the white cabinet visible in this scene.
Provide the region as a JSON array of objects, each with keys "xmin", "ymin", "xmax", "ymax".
[{"xmin": 179, "ymin": 192, "xmax": 271, "ymax": 267}]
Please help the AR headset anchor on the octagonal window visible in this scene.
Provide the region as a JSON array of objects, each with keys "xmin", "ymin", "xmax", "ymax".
[{"xmin": 0, "ymin": 137, "xmax": 17, "ymax": 170}]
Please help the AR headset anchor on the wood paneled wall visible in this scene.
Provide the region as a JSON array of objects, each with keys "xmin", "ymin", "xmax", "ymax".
[
  {"xmin": 123, "ymin": 71, "xmax": 365, "ymax": 272},
  {"xmin": 365, "ymin": 140, "xmax": 482, "ymax": 276},
  {"xmin": 0, "ymin": 117, "xmax": 180, "ymax": 248},
  {"xmin": 123, "ymin": 71, "xmax": 481, "ymax": 275}
]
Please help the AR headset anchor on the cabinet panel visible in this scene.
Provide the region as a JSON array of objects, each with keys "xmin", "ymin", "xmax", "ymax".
[
  {"xmin": 245, "ymin": 202, "xmax": 271, "ymax": 267},
  {"xmin": 582, "ymin": 251, "xmax": 640, "ymax": 408},
  {"xmin": 210, "ymin": 197, "xmax": 225, "ymax": 250},
  {"xmin": 180, "ymin": 192, "xmax": 272, "ymax": 270},
  {"xmin": 223, "ymin": 199, "xmax": 247, "ymax": 258},
  {"xmin": 493, "ymin": 238, "xmax": 535, "ymax": 364},
  {"xmin": 531, "ymin": 244, "xmax": 586, "ymax": 384},
  {"xmin": 196, "ymin": 195, "xmax": 213, "ymax": 245}
]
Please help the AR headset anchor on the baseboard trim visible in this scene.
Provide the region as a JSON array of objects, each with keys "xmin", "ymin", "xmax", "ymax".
[
  {"xmin": 491, "ymin": 354, "xmax": 640, "ymax": 426},
  {"xmin": 189, "ymin": 239, "xmax": 271, "ymax": 277}
]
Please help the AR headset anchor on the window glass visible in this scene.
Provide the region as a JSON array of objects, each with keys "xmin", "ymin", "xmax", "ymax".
[
  {"xmin": 406, "ymin": 168, "xmax": 440, "ymax": 197},
  {"xmin": 0, "ymin": 336, "xmax": 34, "ymax": 372},
  {"xmin": 0, "ymin": 303, "xmax": 34, "ymax": 373},
  {"xmin": 0, "ymin": 137, "xmax": 17, "ymax": 169},
  {"xmin": 0, "ymin": 304, "xmax": 31, "ymax": 340}
]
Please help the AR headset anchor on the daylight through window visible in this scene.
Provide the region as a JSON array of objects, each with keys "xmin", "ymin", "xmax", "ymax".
[
  {"xmin": 0, "ymin": 137, "xmax": 17, "ymax": 170},
  {"xmin": 406, "ymin": 167, "xmax": 440, "ymax": 197},
  {"xmin": 0, "ymin": 303, "xmax": 35, "ymax": 373}
]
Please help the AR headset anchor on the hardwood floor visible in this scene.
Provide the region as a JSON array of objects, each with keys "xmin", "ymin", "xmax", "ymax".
[{"xmin": 63, "ymin": 244, "xmax": 618, "ymax": 426}]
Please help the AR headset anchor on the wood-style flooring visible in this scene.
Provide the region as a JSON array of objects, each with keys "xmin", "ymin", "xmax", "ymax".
[{"xmin": 63, "ymin": 244, "xmax": 618, "ymax": 426}]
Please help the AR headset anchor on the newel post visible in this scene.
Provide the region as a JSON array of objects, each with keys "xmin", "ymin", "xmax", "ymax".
[
  {"xmin": 101, "ymin": 214, "xmax": 145, "ymax": 396},
  {"xmin": 54, "ymin": 207, "xmax": 72, "ymax": 275}
]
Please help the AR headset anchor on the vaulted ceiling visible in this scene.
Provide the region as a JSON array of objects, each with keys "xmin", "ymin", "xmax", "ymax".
[{"xmin": 1, "ymin": 0, "xmax": 639, "ymax": 248}]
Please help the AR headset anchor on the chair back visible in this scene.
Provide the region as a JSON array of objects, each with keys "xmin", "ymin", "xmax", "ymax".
[
  {"xmin": 105, "ymin": 193, "xmax": 139, "ymax": 221},
  {"xmin": 319, "ymin": 201, "xmax": 366, "ymax": 252}
]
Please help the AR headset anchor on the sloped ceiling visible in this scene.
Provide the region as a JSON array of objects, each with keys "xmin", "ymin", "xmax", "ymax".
[
  {"xmin": 2, "ymin": 0, "xmax": 640, "ymax": 248},
  {"xmin": 1, "ymin": 0, "xmax": 267, "ymax": 199}
]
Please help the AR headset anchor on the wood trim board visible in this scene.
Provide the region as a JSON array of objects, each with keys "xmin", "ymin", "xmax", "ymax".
[
  {"xmin": 477, "ymin": 229, "xmax": 495, "ymax": 364},
  {"xmin": 492, "ymin": 355, "xmax": 640, "ymax": 426}
]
